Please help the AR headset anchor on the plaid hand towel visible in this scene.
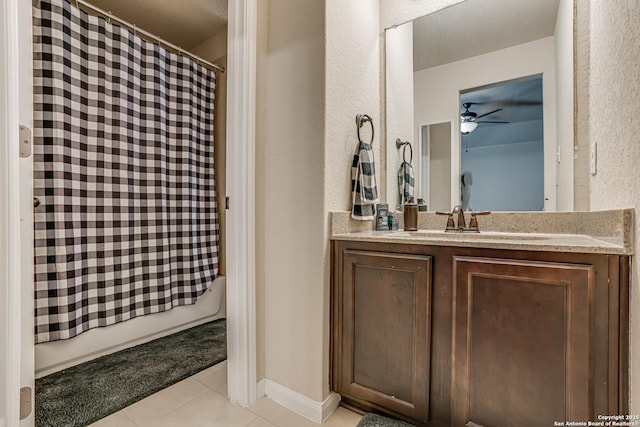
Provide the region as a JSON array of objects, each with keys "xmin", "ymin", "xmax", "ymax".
[
  {"xmin": 398, "ymin": 160, "xmax": 415, "ymax": 204},
  {"xmin": 351, "ymin": 140, "xmax": 379, "ymax": 220}
]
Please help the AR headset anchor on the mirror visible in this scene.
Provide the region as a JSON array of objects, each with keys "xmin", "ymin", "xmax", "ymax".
[{"xmin": 385, "ymin": 0, "xmax": 575, "ymax": 212}]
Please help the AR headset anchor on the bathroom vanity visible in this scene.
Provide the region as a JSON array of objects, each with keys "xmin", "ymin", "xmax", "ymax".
[{"xmin": 329, "ymin": 211, "xmax": 632, "ymax": 427}]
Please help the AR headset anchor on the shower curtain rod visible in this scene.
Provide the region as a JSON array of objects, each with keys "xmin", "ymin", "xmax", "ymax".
[{"xmin": 73, "ymin": 0, "xmax": 226, "ymax": 74}]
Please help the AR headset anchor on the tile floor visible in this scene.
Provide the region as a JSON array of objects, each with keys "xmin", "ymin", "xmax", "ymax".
[{"xmin": 88, "ymin": 361, "xmax": 362, "ymax": 427}]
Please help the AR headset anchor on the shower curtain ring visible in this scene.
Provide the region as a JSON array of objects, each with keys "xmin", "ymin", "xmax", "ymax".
[{"xmin": 107, "ymin": 11, "xmax": 112, "ymax": 24}]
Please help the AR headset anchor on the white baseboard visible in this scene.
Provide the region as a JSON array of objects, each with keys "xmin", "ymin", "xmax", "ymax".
[
  {"xmin": 257, "ymin": 379, "xmax": 341, "ymax": 424},
  {"xmin": 256, "ymin": 378, "xmax": 266, "ymax": 399}
]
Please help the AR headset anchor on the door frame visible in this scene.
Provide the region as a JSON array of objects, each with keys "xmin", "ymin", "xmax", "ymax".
[
  {"xmin": 1, "ymin": 0, "xmax": 29, "ymax": 425},
  {"xmin": 226, "ymin": 0, "xmax": 258, "ymax": 408}
]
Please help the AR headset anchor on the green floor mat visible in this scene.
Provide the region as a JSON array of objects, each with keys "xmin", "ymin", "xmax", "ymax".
[{"xmin": 36, "ymin": 318, "xmax": 226, "ymax": 427}]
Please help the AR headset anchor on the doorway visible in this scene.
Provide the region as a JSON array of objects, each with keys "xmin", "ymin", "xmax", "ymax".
[
  {"xmin": 419, "ymin": 122, "xmax": 452, "ymax": 212},
  {"xmin": 459, "ymin": 76, "xmax": 545, "ymax": 211},
  {"xmin": 3, "ymin": 0, "xmax": 257, "ymax": 424}
]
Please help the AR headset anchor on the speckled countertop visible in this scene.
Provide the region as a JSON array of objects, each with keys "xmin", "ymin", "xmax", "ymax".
[{"xmin": 330, "ymin": 209, "xmax": 634, "ymax": 255}]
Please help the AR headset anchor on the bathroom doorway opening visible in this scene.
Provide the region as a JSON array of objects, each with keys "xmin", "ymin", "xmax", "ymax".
[
  {"xmin": 419, "ymin": 122, "xmax": 452, "ymax": 212},
  {"xmin": 459, "ymin": 76, "xmax": 545, "ymax": 211},
  {"xmin": 26, "ymin": 0, "xmax": 246, "ymax": 424}
]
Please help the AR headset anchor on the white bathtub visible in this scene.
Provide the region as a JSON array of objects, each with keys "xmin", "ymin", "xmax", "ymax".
[{"xmin": 35, "ymin": 275, "xmax": 226, "ymax": 378}]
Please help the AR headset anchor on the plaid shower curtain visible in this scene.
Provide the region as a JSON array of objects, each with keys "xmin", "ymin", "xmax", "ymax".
[{"xmin": 33, "ymin": 0, "xmax": 220, "ymax": 343}]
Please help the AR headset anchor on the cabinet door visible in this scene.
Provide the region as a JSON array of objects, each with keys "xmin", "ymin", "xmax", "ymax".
[
  {"xmin": 452, "ymin": 257, "xmax": 595, "ymax": 427},
  {"xmin": 337, "ymin": 250, "xmax": 432, "ymax": 424}
]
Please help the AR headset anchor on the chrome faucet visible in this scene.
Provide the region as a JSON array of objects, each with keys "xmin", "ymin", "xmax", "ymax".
[
  {"xmin": 436, "ymin": 205, "xmax": 490, "ymax": 232},
  {"xmin": 453, "ymin": 205, "xmax": 466, "ymax": 230}
]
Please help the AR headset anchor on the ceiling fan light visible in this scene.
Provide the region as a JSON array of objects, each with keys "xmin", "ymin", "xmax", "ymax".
[{"xmin": 461, "ymin": 121, "xmax": 478, "ymax": 134}]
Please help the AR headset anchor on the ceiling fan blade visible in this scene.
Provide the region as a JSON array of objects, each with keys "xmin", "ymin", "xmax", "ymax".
[
  {"xmin": 475, "ymin": 108, "xmax": 502, "ymax": 120},
  {"xmin": 476, "ymin": 120, "xmax": 509, "ymax": 124}
]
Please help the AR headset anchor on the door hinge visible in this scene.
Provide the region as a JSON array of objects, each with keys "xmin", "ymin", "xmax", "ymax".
[
  {"xmin": 19, "ymin": 125, "xmax": 32, "ymax": 158},
  {"xmin": 225, "ymin": 197, "xmax": 230, "ymax": 210},
  {"xmin": 19, "ymin": 387, "xmax": 32, "ymax": 420}
]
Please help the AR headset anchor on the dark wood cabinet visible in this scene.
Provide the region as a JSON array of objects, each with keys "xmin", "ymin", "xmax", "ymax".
[
  {"xmin": 330, "ymin": 240, "xmax": 629, "ymax": 427},
  {"xmin": 452, "ymin": 257, "xmax": 594, "ymax": 427},
  {"xmin": 333, "ymin": 250, "xmax": 432, "ymax": 424}
]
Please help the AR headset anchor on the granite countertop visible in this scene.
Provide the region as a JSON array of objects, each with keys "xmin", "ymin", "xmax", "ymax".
[
  {"xmin": 330, "ymin": 209, "xmax": 634, "ymax": 255},
  {"xmin": 331, "ymin": 230, "xmax": 629, "ymax": 254}
]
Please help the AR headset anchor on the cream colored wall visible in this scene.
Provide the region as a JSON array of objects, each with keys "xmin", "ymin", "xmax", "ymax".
[
  {"xmin": 258, "ymin": 0, "xmax": 327, "ymax": 401},
  {"xmin": 554, "ymin": 0, "xmax": 574, "ymax": 211},
  {"xmin": 255, "ymin": 0, "xmax": 380, "ymax": 402},
  {"xmin": 324, "ymin": 0, "xmax": 381, "ymax": 397},
  {"xmin": 413, "ymin": 37, "xmax": 557, "ymax": 210},
  {"xmin": 325, "ymin": 0, "xmax": 381, "ymax": 212},
  {"xmin": 574, "ymin": 0, "xmax": 591, "ymax": 210},
  {"xmin": 587, "ymin": 0, "xmax": 640, "ymax": 412},
  {"xmin": 191, "ymin": 31, "xmax": 228, "ymax": 63},
  {"xmin": 385, "ymin": 21, "xmax": 414, "ymax": 209}
]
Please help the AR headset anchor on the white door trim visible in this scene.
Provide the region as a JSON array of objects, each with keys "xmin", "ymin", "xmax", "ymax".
[
  {"xmin": 1, "ymin": 0, "xmax": 26, "ymax": 425},
  {"xmin": 225, "ymin": 0, "xmax": 258, "ymax": 407}
]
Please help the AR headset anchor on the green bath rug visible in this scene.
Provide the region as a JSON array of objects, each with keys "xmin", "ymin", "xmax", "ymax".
[
  {"xmin": 357, "ymin": 412, "xmax": 416, "ymax": 427},
  {"xmin": 36, "ymin": 318, "xmax": 226, "ymax": 427}
]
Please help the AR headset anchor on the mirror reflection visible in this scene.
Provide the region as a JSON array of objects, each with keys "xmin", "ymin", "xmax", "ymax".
[
  {"xmin": 385, "ymin": 0, "xmax": 574, "ymax": 212},
  {"xmin": 461, "ymin": 76, "xmax": 544, "ymax": 211}
]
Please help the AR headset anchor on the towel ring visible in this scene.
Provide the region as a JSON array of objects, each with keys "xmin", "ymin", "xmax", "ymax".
[
  {"xmin": 395, "ymin": 139, "xmax": 413, "ymax": 164},
  {"xmin": 403, "ymin": 142, "xmax": 413, "ymax": 164},
  {"xmin": 356, "ymin": 114, "xmax": 374, "ymax": 144}
]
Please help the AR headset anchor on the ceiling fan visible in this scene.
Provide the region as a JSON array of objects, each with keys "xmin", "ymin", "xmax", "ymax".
[{"xmin": 460, "ymin": 102, "xmax": 508, "ymax": 134}]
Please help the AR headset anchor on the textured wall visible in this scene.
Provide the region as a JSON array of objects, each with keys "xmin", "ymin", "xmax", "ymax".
[
  {"xmin": 554, "ymin": 0, "xmax": 574, "ymax": 211},
  {"xmin": 587, "ymin": 0, "xmax": 640, "ymax": 412},
  {"xmin": 259, "ymin": 0, "xmax": 327, "ymax": 402},
  {"xmin": 325, "ymin": 0, "xmax": 381, "ymax": 212},
  {"xmin": 574, "ymin": 0, "xmax": 591, "ymax": 210},
  {"xmin": 324, "ymin": 0, "xmax": 381, "ymax": 397}
]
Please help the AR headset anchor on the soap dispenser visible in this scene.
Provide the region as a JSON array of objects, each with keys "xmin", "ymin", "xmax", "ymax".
[{"xmin": 403, "ymin": 197, "xmax": 418, "ymax": 231}]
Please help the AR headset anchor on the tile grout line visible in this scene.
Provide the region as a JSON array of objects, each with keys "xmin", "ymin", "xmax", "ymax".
[{"xmin": 123, "ymin": 378, "xmax": 213, "ymax": 427}]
